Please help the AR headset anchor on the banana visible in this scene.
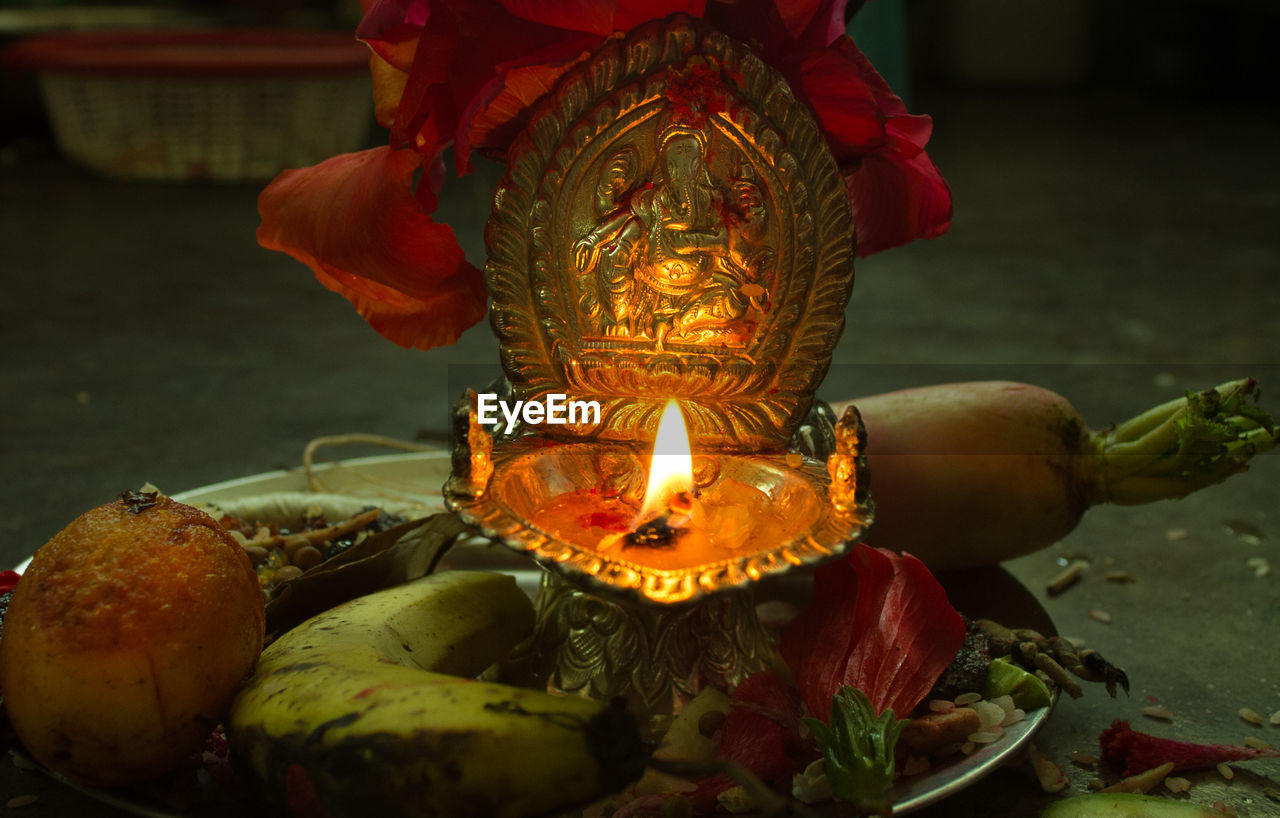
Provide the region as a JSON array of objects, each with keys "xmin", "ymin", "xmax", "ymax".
[{"xmin": 228, "ymin": 570, "xmax": 648, "ymax": 818}]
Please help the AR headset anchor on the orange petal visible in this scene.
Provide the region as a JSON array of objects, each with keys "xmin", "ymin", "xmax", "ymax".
[
  {"xmin": 312, "ymin": 264, "xmax": 487, "ymax": 350},
  {"xmin": 257, "ymin": 146, "xmax": 486, "ymax": 350},
  {"xmin": 456, "ymin": 47, "xmax": 591, "ymax": 172}
]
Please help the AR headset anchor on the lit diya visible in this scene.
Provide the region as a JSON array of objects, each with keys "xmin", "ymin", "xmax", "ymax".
[{"xmin": 444, "ymin": 17, "xmax": 873, "ymax": 722}]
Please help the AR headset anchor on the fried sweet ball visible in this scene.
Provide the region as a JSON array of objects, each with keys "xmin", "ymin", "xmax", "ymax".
[{"xmin": 0, "ymin": 492, "xmax": 264, "ymax": 785}]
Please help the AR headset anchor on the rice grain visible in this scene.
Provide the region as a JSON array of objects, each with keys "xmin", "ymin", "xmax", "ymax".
[
  {"xmin": 1028, "ymin": 748, "xmax": 1068, "ymax": 793},
  {"xmin": 1239, "ymin": 707, "xmax": 1264, "ymax": 726},
  {"xmin": 1164, "ymin": 777, "xmax": 1192, "ymax": 794}
]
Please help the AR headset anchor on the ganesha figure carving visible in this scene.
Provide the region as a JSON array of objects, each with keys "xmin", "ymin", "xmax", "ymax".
[
  {"xmin": 485, "ymin": 15, "xmax": 856, "ymax": 450},
  {"xmin": 573, "ymin": 124, "xmax": 772, "ymax": 349}
]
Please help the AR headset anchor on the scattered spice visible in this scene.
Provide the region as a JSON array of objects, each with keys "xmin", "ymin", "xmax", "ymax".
[
  {"xmin": 1166, "ymin": 528, "xmax": 1189, "ymax": 542},
  {"xmin": 1245, "ymin": 557, "xmax": 1271, "ymax": 578},
  {"xmin": 1104, "ymin": 570, "xmax": 1135, "ymax": 584},
  {"xmin": 1270, "ymin": 709, "xmax": 1280, "ymax": 727},
  {"xmin": 1047, "ymin": 561, "xmax": 1086, "ymax": 596},
  {"xmin": 1070, "ymin": 751, "xmax": 1099, "ymax": 766},
  {"xmin": 120, "ymin": 488, "xmax": 160, "ymax": 514},
  {"xmin": 1143, "ymin": 706, "xmax": 1174, "ymax": 721},
  {"xmin": 6, "ymin": 795, "xmax": 38, "ymax": 808},
  {"xmin": 1243, "ymin": 737, "xmax": 1272, "ymax": 751},
  {"xmin": 1099, "ymin": 761, "xmax": 1175, "ymax": 794},
  {"xmin": 1088, "ymin": 609, "xmax": 1112, "ymax": 624},
  {"xmin": 1164, "ymin": 776, "xmax": 1192, "ymax": 794},
  {"xmin": 1223, "ymin": 519, "xmax": 1264, "ymax": 545},
  {"xmin": 1028, "ymin": 747, "xmax": 1068, "ymax": 793}
]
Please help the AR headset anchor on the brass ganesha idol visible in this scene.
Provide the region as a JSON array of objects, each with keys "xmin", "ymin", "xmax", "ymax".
[
  {"xmin": 445, "ymin": 15, "xmax": 873, "ymax": 712},
  {"xmin": 483, "ymin": 15, "xmax": 860, "ymax": 451}
]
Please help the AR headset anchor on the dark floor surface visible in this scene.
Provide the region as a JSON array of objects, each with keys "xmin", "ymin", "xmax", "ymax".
[{"xmin": 2, "ymin": 87, "xmax": 1278, "ymax": 815}]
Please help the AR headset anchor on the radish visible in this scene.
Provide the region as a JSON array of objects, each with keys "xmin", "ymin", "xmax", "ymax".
[{"xmin": 828, "ymin": 379, "xmax": 1275, "ymax": 570}]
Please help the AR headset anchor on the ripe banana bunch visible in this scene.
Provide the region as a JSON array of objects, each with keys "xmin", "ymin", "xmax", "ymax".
[{"xmin": 228, "ymin": 570, "xmax": 647, "ymax": 818}]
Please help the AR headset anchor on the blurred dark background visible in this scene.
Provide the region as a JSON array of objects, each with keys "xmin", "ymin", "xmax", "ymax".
[{"xmin": 1, "ymin": 2, "xmax": 1277, "ymax": 815}]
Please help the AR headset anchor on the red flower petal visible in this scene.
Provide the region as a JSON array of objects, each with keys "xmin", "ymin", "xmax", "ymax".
[
  {"xmin": 612, "ymin": 0, "xmax": 708, "ymax": 32},
  {"xmin": 830, "ymin": 34, "xmax": 908, "ymax": 117},
  {"xmin": 844, "ymin": 147, "xmax": 952, "ymax": 257},
  {"xmin": 782, "ymin": 544, "xmax": 965, "ymax": 721},
  {"xmin": 705, "ymin": 0, "xmax": 797, "ymax": 74},
  {"xmin": 455, "ymin": 36, "xmax": 597, "ymax": 173},
  {"xmin": 356, "ymin": 0, "xmax": 429, "ymax": 71},
  {"xmin": 796, "ymin": 47, "xmax": 886, "ymax": 155},
  {"xmin": 775, "ymin": 0, "xmax": 847, "ymax": 49},
  {"xmin": 500, "ymin": 0, "xmax": 616, "ymax": 36},
  {"xmin": 1100, "ymin": 721, "xmax": 1280, "ymax": 777},
  {"xmin": 685, "ymin": 671, "xmax": 811, "ymax": 811},
  {"xmin": 257, "ymin": 147, "xmax": 485, "ymax": 350}
]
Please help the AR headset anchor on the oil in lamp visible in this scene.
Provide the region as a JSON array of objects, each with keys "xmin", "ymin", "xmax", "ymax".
[{"xmin": 445, "ymin": 15, "xmax": 873, "ymax": 729}]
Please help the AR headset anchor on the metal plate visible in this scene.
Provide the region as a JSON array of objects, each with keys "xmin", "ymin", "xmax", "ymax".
[{"xmin": 9, "ymin": 452, "xmax": 1055, "ymax": 817}]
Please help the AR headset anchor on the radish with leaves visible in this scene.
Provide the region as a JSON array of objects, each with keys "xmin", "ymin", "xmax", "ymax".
[{"xmin": 829, "ymin": 379, "xmax": 1275, "ymax": 570}]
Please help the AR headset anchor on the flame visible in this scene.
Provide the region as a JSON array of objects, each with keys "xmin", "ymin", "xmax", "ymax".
[{"xmin": 638, "ymin": 400, "xmax": 695, "ymax": 520}]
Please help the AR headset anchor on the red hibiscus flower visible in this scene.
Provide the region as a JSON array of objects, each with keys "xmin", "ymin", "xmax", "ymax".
[
  {"xmin": 258, "ymin": 0, "xmax": 952, "ymax": 350},
  {"xmin": 781, "ymin": 543, "xmax": 966, "ymax": 721}
]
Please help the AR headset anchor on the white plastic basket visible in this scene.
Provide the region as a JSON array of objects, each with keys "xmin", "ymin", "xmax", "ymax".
[
  {"xmin": 10, "ymin": 28, "xmax": 374, "ymax": 182},
  {"xmin": 38, "ymin": 72, "xmax": 372, "ymax": 181}
]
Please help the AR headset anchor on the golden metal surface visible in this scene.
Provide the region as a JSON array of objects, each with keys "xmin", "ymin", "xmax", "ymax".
[
  {"xmin": 485, "ymin": 15, "xmax": 856, "ymax": 451},
  {"xmin": 446, "ymin": 426, "xmax": 872, "ymax": 605},
  {"xmin": 502, "ymin": 572, "xmax": 781, "ymax": 729},
  {"xmin": 828, "ymin": 405, "xmax": 870, "ymax": 514},
  {"xmin": 446, "ymin": 14, "xmax": 873, "ymax": 612}
]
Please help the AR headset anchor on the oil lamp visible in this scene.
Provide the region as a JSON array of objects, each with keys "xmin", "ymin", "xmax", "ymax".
[{"xmin": 445, "ymin": 16, "xmax": 873, "ymax": 726}]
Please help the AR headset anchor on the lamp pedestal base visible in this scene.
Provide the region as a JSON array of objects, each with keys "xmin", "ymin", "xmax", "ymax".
[{"xmin": 502, "ymin": 570, "xmax": 782, "ymax": 738}]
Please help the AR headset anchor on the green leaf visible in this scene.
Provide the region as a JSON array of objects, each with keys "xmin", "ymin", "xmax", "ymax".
[{"xmin": 805, "ymin": 686, "xmax": 906, "ymax": 816}]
